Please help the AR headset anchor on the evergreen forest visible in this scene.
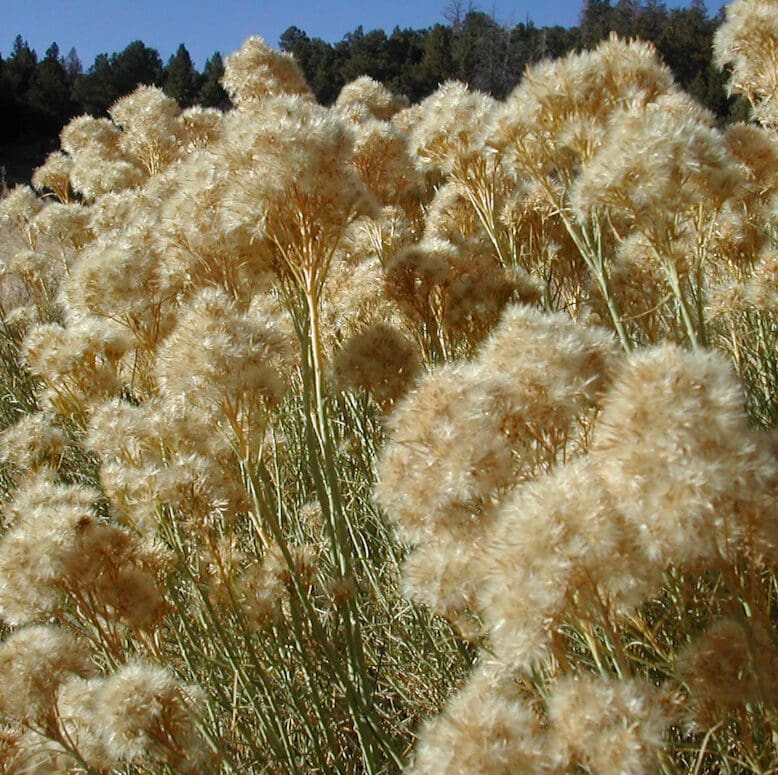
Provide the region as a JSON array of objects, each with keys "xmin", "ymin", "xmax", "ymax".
[{"xmin": 1, "ymin": 0, "xmax": 744, "ymax": 187}]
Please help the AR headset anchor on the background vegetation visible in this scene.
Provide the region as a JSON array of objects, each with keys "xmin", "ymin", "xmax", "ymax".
[{"xmin": 2, "ymin": 0, "xmax": 743, "ymax": 187}]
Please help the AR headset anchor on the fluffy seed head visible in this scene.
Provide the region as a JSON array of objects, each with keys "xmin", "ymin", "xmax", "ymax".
[
  {"xmin": 221, "ymin": 36, "xmax": 312, "ymax": 105},
  {"xmin": 548, "ymin": 675, "xmax": 670, "ymax": 775},
  {"xmin": 591, "ymin": 344, "xmax": 778, "ymax": 565},
  {"xmin": 410, "ymin": 663, "xmax": 554, "ymax": 774},
  {"xmin": 335, "ymin": 76, "xmax": 409, "ymax": 122},
  {"xmin": 0, "ymin": 625, "xmax": 92, "ymax": 722},
  {"xmin": 333, "ymin": 323, "xmax": 421, "ymax": 406},
  {"xmin": 714, "ymin": 0, "xmax": 778, "ymax": 126},
  {"xmin": 31, "ymin": 152, "xmax": 74, "ymax": 202},
  {"xmin": 409, "ymin": 81, "xmax": 497, "ymax": 176},
  {"xmin": 64, "ymin": 662, "xmax": 208, "ymax": 770}
]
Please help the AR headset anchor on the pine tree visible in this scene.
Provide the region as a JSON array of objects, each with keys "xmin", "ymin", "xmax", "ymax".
[
  {"xmin": 63, "ymin": 48, "xmax": 82, "ymax": 80},
  {"xmin": 165, "ymin": 44, "xmax": 201, "ymax": 107},
  {"xmin": 199, "ymin": 52, "xmax": 229, "ymax": 109},
  {"xmin": 5, "ymin": 35, "xmax": 37, "ymax": 97},
  {"xmin": 580, "ymin": 0, "xmax": 615, "ymax": 47},
  {"xmin": 28, "ymin": 43, "xmax": 73, "ymax": 122}
]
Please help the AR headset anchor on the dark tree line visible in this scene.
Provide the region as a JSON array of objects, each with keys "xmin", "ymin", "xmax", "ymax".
[
  {"xmin": 281, "ymin": 0, "xmax": 733, "ymax": 113},
  {"xmin": 1, "ymin": 1, "xmax": 741, "ymax": 186},
  {"xmin": 0, "ymin": 37, "xmax": 228, "ymax": 145}
]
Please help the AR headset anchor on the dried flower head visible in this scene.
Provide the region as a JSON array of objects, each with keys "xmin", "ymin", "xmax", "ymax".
[
  {"xmin": 109, "ymin": 86, "xmax": 184, "ymax": 175},
  {"xmin": 61, "ymin": 662, "xmax": 208, "ymax": 770},
  {"xmin": 216, "ymin": 95, "xmax": 376, "ymax": 284},
  {"xmin": 0, "ymin": 185, "xmax": 44, "ymax": 238},
  {"xmin": 401, "ymin": 535, "xmax": 487, "ymax": 623},
  {"xmin": 333, "ymin": 323, "xmax": 421, "ymax": 406},
  {"xmin": 34, "ymin": 201, "xmax": 93, "ymax": 253},
  {"xmin": 491, "ymin": 35, "xmax": 675, "ymax": 182},
  {"xmin": 22, "ymin": 317, "xmax": 131, "ymax": 414},
  {"xmin": 675, "ymin": 617, "xmax": 778, "ymax": 723},
  {"xmin": 410, "ymin": 663, "xmax": 553, "ymax": 774},
  {"xmin": 476, "ymin": 304, "xmax": 620, "ymax": 426},
  {"xmin": 570, "ymin": 93, "xmax": 743, "ymax": 231},
  {"xmin": 350, "ymin": 119, "xmax": 424, "ymax": 206},
  {"xmin": 69, "ymin": 146, "xmax": 147, "ymax": 200},
  {"xmin": 375, "ymin": 361, "xmax": 519, "ymax": 543},
  {"xmin": 335, "ymin": 76, "xmax": 409, "ymax": 122},
  {"xmin": 591, "ymin": 344, "xmax": 778, "ymax": 565},
  {"xmin": 60, "ymin": 115, "xmax": 121, "ymax": 157},
  {"xmin": 714, "ymin": 0, "xmax": 778, "ymax": 126},
  {"xmin": 725, "ymin": 122, "xmax": 778, "ymax": 194},
  {"xmin": 178, "ymin": 105, "xmax": 224, "ymax": 150},
  {"xmin": 409, "ymin": 81, "xmax": 497, "ymax": 176},
  {"xmin": 423, "ymin": 181, "xmax": 483, "ymax": 246},
  {"xmin": 0, "ymin": 625, "xmax": 92, "ymax": 723},
  {"xmin": 221, "ymin": 36, "xmax": 312, "ymax": 105},
  {"xmin": 477, "ymin": 458, "xmax": 655, "ymax": 667},
  {"xmin": 548, "ymin": 674, "xmax": 670, "ymax": 774},
  {"xmin": 155, "ymin": 286, "xmax": 292, "ymax": 420},
  {"xmin": 745, "ymin": 247, "xmax": 778, "ymax": 311},
  {"xmin": 31, "ymin": 151, "xmax": 74, "ymax": 203},
  {"xmin": 0, "ymin": 412, "xmax": 67, "ymax": 472},
  {"xmin": 0, "ymin": 471, "xmax": 166, "ymax": 628}
]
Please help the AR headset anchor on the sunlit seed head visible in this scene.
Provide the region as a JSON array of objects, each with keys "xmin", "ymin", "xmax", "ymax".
[
  {"xmin": 548, "ymin": 674, "xmax": 671, "ymax": 775},
  {"xmin": 591, "ymin": 343, "xmax": 778, "ymax": 565},
  {"xmin": 409, "ymin": 81, "xmax": 497, "ymax": 176},
  {"xmin": 0, "ymin": 412, "xmax": 67, "ymax": 472},
  {"xmin": 75, "ymin": 662, "xmax": 208, "ymax": 769},
  {"xmin": 335, "ymin": 76, "xmax": 409, "ymax": 122},
  {"xmin": 60, "ymin": 115, "xmax": 122, "ymax": 157},
  {"xmin": 410, "ymin": 661, "xmax": 553, "ymax": 774},
  {"xmin": 31, "ymin": 151, "xmax": 74, "ymax": 203},
  {"xmin": 0, "ymin": 185, "xmax": 44, "ymax": 231},
  {"xmin": 69, "ymin": 147, "xmax": 147, "ymax": 200},
  {"xmin": 714, "ymin": 0, "xmax": 778, "ymax": 125},
  {"xmin": 178, "ymin": 105, "xmax": 224, "ymax": 150},
  {"xmin": 375, "ymin": 361, "xmax": 515, "ymax": 542},
  {"xmin": 0, "ymin": 625, "xmax": 92, "ymax": 723},
  {"xmin": 221, "ymin": 36, "xmax": 312, "ymax": 105}
]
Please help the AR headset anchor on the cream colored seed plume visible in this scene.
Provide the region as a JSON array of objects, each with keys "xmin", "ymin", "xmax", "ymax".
[
  {"xmin": 590, "ymin": 344, "xmax": 778, "ymax": 566},
  {"xmin": 375, "ymin": 360, "xmax": 519, "ymax": 544},
  {"xmin": 476, "ymin": 457, "xmax": 658, "ymax": 667},
  {"xmin": 221, "ymin": 35, "xmax": 312, "ymax": 105},
  {"xmin": 410, "ymin": 662, "xmax": 554, "ymax": 774},
  {"xmin": 376, "ymin": 305, "xmax": 619, "ymax": 544},
  {"xmin": 714, "ymin": 0, "xmax": 778, "ymax": 126},
  {"xmin": 409, "ymin": 81, "xmax": 497, "ymax": 177},
  {"xmin": 31, "ymin": 151, "xmax": 74, "ymax": 203},
  {"xmin": 109, "ymin": 86, "xmax": 185, "ymax": 176},
  {"xmin": 490, "ymin": 35, "xmax": 675, "ymax": 182},
  {"xmin": 350, "ymin": 119, "xmax": 425, "ymax": 206},
  {"xmin": 58, "ymin": 662, "xmax": 209, "ymax": 771},
  {"xmin": 570, "ymin": 93, "xmax": 744, "ymax": 231},
  {"xmin": 0, "ymin": 625, "xmax": 92, "ymax": 723},
  {"xmin": 335, "ymin": 76, "xmax": 409, "ymax": 122},
  {"xmin": 0, "ymin": 412, "xmax": 67, "ymax": 472},
  {"xmin": 548, "ymin": 674, "xmax": 671, "ymax": 775}
]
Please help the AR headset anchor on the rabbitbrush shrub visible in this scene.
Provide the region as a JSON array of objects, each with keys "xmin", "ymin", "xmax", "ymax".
[{"xmin": 0, "ymin": 2, "xmax": 775, "ymax": 771}]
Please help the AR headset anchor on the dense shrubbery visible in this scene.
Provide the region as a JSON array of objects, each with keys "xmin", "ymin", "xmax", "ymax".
[{"xmin": 0, "ymin": 0, "xmax": 775, "ymax": 771}]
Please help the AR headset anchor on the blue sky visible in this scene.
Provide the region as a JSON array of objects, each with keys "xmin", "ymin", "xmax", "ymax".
[{"xmin": 3, "ymin": 0, "xmax": 728, "ymax": 69}]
